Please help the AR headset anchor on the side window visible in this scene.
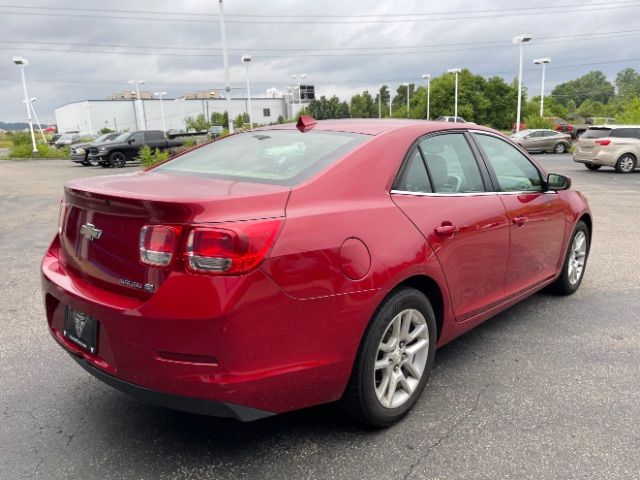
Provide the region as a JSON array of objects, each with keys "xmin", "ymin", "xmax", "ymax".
[
  {"xmin": 474, "ymin": 134, "xmax": 543, "ymax": 192},
  {"xmin": 263, "ymin": 108, "xmax": 271, "ymax": 117},
  {"xmin": 130, "ymin": 132, "xmax": 145, "ymax": 143},
  {"xmin": 610, "ymin": 128, "xmax": 640, "ymax": 139},
  {"xmin": 394, "ymin": 150, "xmax": 432, "ymax": 193},
  {"xmin": 529, "ymin": 131, "xmax": 543, "ymax": 138},
  {"xmin": 542, "ymin": 131, "xmax": 557, "ymax": 137},
  {"xmin": 419, "ymin": 133, "xmax": 485, "ymax": 193}
]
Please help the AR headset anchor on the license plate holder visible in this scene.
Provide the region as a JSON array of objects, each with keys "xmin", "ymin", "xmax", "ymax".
[{"xmin": 63, "ymin": 307, "xmax": 99, "ymax": 354}]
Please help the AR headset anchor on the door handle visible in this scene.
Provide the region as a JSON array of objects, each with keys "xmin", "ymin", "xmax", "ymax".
[
  {"xmin": 512, "ymin": 216, "xmax": 527, "ymax": 226},
  {"xmin": 434, "ymin": 224, "xmax": 459, "ymax": 236}
]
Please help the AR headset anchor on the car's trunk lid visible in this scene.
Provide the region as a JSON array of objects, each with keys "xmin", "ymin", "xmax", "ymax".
[{"xmin": 59, "ymin": 171, "xmax": 290, "ymax": 298}]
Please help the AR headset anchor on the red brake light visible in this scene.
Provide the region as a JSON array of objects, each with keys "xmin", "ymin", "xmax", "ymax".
[
  {"xmin": 185, "ymin": 219, "xmax": 283, "ymax": 274},
  {"xmin": 139, "ymin": 225, "xmax": 182, "ymax": 267},
  {"xmin": 596, "ymin": 139, "xmax": 611, "ymax": 146}
]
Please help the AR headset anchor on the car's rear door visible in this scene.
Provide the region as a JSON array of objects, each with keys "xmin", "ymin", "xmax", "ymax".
[
  {"xmin": 391, "ymin": 131, "xmax": 510, "ymax": 322},
  {"xmin": 471, "ymin": 132, "xmax": 566, "ymax": 298}
]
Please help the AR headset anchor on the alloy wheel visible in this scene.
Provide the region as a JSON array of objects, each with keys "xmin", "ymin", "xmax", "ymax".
[
  {"xmin": 617, "ymin": 155, "xmax": 635, "ymax": 173},
  {"xmin": 568, "ymin": 231, "xmax": 587, "ymax": 285},
  {"xmin": 374, "ymin": 309, "xmax": 429, "ymax": 409}
]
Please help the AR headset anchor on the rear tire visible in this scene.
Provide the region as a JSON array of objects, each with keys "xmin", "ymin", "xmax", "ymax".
[
  {"xmin": 615, "ymin": 154, "xmax": 636, "ymax": 173},
  {"xmin": 585, "ymin": 163, "xmax": 601, "ymax": 171},
  {"xmin": 548, "ymin": 220, "xmax": 589, "ymax": 295},
  {"xmin": 340, "ymin": 288, "xmax": 436, "ymax": 427},
  {"xmin": 109, "ymin": 151, "xmax": 127, "ymax": 168},
  {"xmin": 554, "ymin": 142, "xmax": 567, "ymax": 154}
]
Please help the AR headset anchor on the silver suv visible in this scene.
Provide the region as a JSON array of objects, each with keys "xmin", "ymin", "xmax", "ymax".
[{"xmin": 573, "ymin": 126, "xmax": 640, "ymax": 173}]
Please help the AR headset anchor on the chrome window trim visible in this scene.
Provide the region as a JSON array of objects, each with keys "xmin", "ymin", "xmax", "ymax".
[{"xmin": 390, "ymin": 189, "xmax": 557, "ymax": 198}]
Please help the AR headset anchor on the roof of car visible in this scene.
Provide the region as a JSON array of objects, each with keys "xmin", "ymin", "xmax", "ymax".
[{"xmin": 257, "ymin": 118, "xmax": 479, "ymax": 136}]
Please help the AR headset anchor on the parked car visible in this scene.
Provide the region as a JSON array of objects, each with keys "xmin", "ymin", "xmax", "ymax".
[
  {"xmin": 573, "ymin": 125, "xmax": 640, "ymax": 173},
  {"xmin": 48, "ymin": 134, "xmax": 62, "ymax": 146},
  {"xmin": 43, "ymin": 119, "xmax": 591, "ymax": 426},
  {"xmin": 54, "ymin": 133, "xmax": 81, "ymax": 149},
  {"xmin": 69, "ymin": 133, "xmax": 120, "ymax": 166},
  {"xmin": 435, "ymin": 116, "xmax": 467, "ymax": 123},
  {"xmin": 207, "ymin": 125, "xmax": 224, "ymax": 139},
  {"xmin": 510, "ymin": 129, "xmax": 572, "ymax": 154},
  {"xmin": 87, "ymin": 130, "xmax": 185, "ymax": 168},
  {"xmin": 513, "ymin": 118, "xmax": 575, "ymax": 137}
]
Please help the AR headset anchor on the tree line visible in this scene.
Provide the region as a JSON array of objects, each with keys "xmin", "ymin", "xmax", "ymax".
[{"xmin": 301, "ymin": 68, "xmax": 640, "ymax": 129}]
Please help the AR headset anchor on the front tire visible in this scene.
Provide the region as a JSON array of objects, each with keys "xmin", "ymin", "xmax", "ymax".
[
  {"xmin": 615, "ymin": 154, "xmax": 636, "ymax": 173},
  {"xmin": 585, "ymin": 163, "xmax": 601, "ymax": 171},
  {"xmin": 549, "ymin": 220, "xmax": 590, "ymax": 295},
  {"xmin": 341, "ymin": 288, "xmax": 436, "ymax": 427}
]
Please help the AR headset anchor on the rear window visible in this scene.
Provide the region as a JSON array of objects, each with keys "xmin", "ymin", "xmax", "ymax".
[
  {"xmin": 610, "ymin": 128, "xmax": 640, "ymax": 139},
  {"xmin": 156, "ymin": 130, "xmax": 369, "ymax": 185},
  {"xmin": 582, "ymin": 128, "xmax": 611, "ymax": 139}
]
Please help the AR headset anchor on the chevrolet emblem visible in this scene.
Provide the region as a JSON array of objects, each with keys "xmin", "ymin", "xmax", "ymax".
[{"xmin": 79, "ymin": 223, "xmax": 103, "ymax": 241}]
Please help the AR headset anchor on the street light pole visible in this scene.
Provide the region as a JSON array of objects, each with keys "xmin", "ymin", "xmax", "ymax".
[
  {"xmin": 241, "ymin": 55, "xmax": 253, "ymax": 128},
  {"xmin": 175, "ymin": 97, "xmax": 185, "ymax": 130},
  {"xmin": 24, "ymin": 97, "xmax": 47, "ymax": 143},
  {"xmin": 128, "ymin": 79, "xmax": 146, "ymax": 130},
  {"xmin": 291, "ymin": 74, "xmax": 307, "ymax": 116},
  {"xmin": 513, "ymin": 34, "xmax": 533, "ymax": 132},
  {"xmin": 218, "ymin": 0, "xmax": 233, "ymax": 134},
  {"xmin": 389, "ymin": 89, "xmax": 393, "ymax": 117},
  {"xmin": 534, "ymin": 57, "xmax": 551, "ymax": 117},
  {"xmin": 405, "ymin": 84, "xmax": 410, "ymax": 118},
  {"xmin": 422, "ymin": 74, "xmax": 431, "ymax": 120},
  {"xmin": 13, "ymin": 56, "xmax": 37, "ymax": 153},
  {"xmin": 447, "ymin": 68, "xmax": 462, "ymax": 118},
  {"xmin": 378, "ymin": 91, "xmax": 381, "ymax": 119},
  {"xmin": 153, "ymin": 92, "xmax": 167, "ymax": 135},
  {"xmin": 84, "ymin": 102, "xmax": 94, "ymax": 137}
]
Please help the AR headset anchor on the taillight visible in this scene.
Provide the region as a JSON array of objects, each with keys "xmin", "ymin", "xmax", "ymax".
[
  {"xmin": 185, "ymin": 219, "xmax": 283, "ymax": 274},
  {"xmin": 139, "ymin": 225, "xmax": 182, "ymax": 267},
  {"xmin": 596, "ymin": 139, "xmax": 611, "ymax": 146}
]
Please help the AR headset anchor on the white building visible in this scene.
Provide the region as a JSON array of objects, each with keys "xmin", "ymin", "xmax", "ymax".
[{"xmin": 54, "ymin": 96, "xmax": 304, "ymax": 135}]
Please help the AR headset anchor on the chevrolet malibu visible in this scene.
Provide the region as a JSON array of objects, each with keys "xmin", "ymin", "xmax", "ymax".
[{"xmin": 42, "ymin": 118, "xmax": 592, "ymax": 427}]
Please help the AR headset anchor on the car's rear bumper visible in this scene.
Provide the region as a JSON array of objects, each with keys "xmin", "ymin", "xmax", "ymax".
[
  {"xmin": 66, "ymin": 350, "xmax": 274, "ymax": 421},
  {"xmin": 573, "ymin": 150, "xmax": 617, "ymax": 166}
]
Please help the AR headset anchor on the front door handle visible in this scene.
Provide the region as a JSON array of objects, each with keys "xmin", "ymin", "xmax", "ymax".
[
  {"xmin": 513, "ymin": 216, "xmax": 527, "ymax": 226},
  {"xmin": 434, "ymin": 224, "xmax": 459, "ymax": 236}
]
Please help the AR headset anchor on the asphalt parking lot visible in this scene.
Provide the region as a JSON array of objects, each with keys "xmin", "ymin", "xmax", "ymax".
[{"xmin": 1, "ymin": 155, "xmax": 639, "ymax": 480}]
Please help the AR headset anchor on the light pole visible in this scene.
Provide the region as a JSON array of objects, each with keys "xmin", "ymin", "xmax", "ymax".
[
  {"xmin": 389, "ymin": 89, "xmax": 393, "ymax": 117},
  {"xmin": 447, "ymin": 68, "xmax": 462, "ymax": 118},
  {"xmin": 378, "ymin": 89, "xmax": 381, "ymax": 118},
  {"xmin": 83, "ymin": 102, "xmax": 94, "ymax": 137},
  {"xmin": 404, "ymin": 83, "xmax": 411, "ymax": 118},
  {"xmin": 292, "ymin": 73, "xmax": 307, "ymax": 116},
  {"xmin": 241, "ymin": 55, "xmax": 253, "ymax": 128},
  {"xmin": 23, "ymin": 97, "xmax": 47, "ymax": 143},
  {"xmin": 534, "ymin": 57, "xmax": 551, "ymax": 117},
  {"xmin": 12, "ymin": 56, "xmax": 37, "ymax": 153},
  {"xmin": 513, "ymin": 34, "xmax": 533, "ymax": 132},
  {"xmin": 174, "ymin": 97, "xmax": 185, "ymax": 130},
  {"xmin": 153, "ymin": 91, "xmax": 167, "ymax": 135},
  {"xmin": 128, "ymin": 79, "xmax": 146, "ymax": 130},
  {"xmin": 218, "ymin": 0, "xmax": 233, "ymax": 134},
  {"xmin": 422, "ymin": 74, "xmax": 431, "ymax": 120}
]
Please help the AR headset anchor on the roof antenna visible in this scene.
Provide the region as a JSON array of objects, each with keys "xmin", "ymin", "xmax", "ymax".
[{"xmin": 296, "ymin": 115, "xmax": 317, "ymax": 133}]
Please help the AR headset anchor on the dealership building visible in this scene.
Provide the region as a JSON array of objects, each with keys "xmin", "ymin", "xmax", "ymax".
[{"xmin": 54, "ymin": 86, "xmax": 315, "ymax": 135}]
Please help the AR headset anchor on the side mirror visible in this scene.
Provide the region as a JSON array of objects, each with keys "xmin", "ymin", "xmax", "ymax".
[
  {"xmin": 128, "ymin": 139, "xmax": 134, "ymax": 144},
  {"xmin": 547, "ymin": 173, "xmax": 571, "ymax": 191}
]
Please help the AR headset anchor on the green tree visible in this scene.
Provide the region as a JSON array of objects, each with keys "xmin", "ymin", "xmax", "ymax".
[
  {"xmin": 615, "ymin": 68, "xmax": 640, "ymax": 98},
  {"xmin": 551, "ymin": 71, "xmax": 615, "ymax": 107},
  {"xmin": 185, "ymin": 114, "xmax": 209, "ymax": 131},
  {"xmin": 233, "ymin": 112, "xmax": 250, "ymax": 128},
  {"xmin": 210, "ymin": 111, "xmax": 228, "ymax": 127}
]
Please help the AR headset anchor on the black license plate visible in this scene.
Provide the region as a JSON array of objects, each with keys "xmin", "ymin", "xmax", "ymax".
[{"xmin": 63, "ymin": 307, "xmax": 99, "ymax": 354}]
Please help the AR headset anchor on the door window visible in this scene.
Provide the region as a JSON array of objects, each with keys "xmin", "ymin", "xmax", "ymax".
[
  {"xmin": 130, "ymin": 132, "xmax": 145, "ymax": 143},
  {"xmin": 474, "ymin": 134, "xmax": 544, "ymax": 192},
  {"xmin": 419, "ymin": 134, "xmax": 485, "ymax": 193}
]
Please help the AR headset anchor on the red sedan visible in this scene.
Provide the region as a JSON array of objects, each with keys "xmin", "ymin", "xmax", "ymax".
[{"xmin": 42, "ymin": 118, "xmax": 592, "ymax": 427}]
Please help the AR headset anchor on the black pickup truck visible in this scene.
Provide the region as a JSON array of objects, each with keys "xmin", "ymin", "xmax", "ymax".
[{"xmin": 87, "ymin": 130, "xmax": 185, "ymax": 168}]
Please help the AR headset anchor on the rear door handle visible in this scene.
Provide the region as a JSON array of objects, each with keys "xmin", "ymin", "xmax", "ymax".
[
  {"xmin": 434, "ymin": 224, "xmax": 459, "ymax": 236},
  {"xmin": 513, "ymin": 216, "xmax": 527, "ymax": 226}
]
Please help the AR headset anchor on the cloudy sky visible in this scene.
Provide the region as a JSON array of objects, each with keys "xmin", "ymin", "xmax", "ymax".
[{"xmin": 1, "ymin": 0, "xmax": 638, "ymax": 124}]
